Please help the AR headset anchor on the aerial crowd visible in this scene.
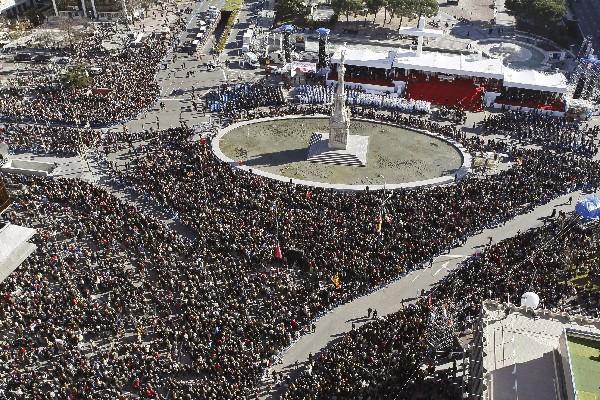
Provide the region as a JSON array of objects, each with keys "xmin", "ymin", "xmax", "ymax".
[
  {"xmin": 0, "ymin": 25, "xmax": 173, "ymax": 127},
  {"xmin": 2, "ymin": 103, "xmax": 598, "ymax": 397},
  {"xmin": 0, "ymin": 8, "xmax": 598, "ymax": 398}
]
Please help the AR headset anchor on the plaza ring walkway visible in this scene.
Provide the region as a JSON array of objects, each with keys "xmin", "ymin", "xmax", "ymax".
[{"xmin": 212, "ymin": 115, "xmax": 472, "ymax": 191}]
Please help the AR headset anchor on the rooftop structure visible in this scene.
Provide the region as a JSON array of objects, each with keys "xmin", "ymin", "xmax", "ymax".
[
  {"xmin": 476, "ymin": 301, "xmax": 600, "ymax": 400},
  {"xmin": 329, "ymin": 46, "xmax": 568, "ymax": 95},
  {"xmin": 0, "ymin": 0, "xmax": 34, "ymax": 17},
  {"xmin": 504, "ymin": 68, "xmax": 569, "ymax": 94},
  {"xmin": 0, "ymin": 181, "xmax": 37, "ymax": 284}
]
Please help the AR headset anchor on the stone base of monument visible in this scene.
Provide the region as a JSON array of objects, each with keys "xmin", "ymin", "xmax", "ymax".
[{"xmin": 307, "ymin": 132, "xmax": 369, "ymax": 167}]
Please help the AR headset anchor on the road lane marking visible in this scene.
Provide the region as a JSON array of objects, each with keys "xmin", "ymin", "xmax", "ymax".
[{"xmin": 433, "ymin": 261, "xmax": 450, "ymax": 276}]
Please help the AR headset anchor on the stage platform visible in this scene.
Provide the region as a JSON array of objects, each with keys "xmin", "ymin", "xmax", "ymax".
[{"xmin": 406, "ymin": 77, "xmax": 484, "ymax": 112}]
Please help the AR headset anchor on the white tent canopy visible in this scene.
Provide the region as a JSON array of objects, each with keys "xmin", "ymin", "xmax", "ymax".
[
  {"xmin": 328, "ymin": 45, "xmax": 568, "ymax": 95},
  {"xmin": 330, "ymin": 48, "xmax": 394, "ymax": 69},
  {"xmin": 503, "ymin": 68, "xmax": 568, "ymax": 94},
  {"xmin": 393, "ymin": 49, "xmax": 505, "ymax": 80}
]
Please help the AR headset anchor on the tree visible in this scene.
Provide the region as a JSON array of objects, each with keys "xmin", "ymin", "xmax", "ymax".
[
  {"xmin": 275, "ymin": 0, "xmax": 307, "ymax": 21},
  {"xmin": 62, "ymin": 65, "xmax": 91, "ymax": 88},
  {"xmin": 331, "ymin": 0, "xmax": 363, "ymax": 22},
  {"xmin": 413, "ymin": 0, "xmax": 438, "ymax": 18},
  {"xmin": 388, "ymin": 0, "xmax": 416, "ymax": 27},
  {"xmin": 506, "ymin": 0, "xmax": 565, "ymax": 27},
  {"xmin": 364, "ymin": 0, "xmax": 384, "ymax": 23}
]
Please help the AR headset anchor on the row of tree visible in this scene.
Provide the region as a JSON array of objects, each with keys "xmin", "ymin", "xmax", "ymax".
[
  {"xmin": 334, "ymin": 0, "xmax": 439, "ymax": 24},
  {"xmin": 505, "ymin": 0, "xmax": 566, "ymax": 29},
  {"xmin": 276, "ymin": 0, "xmax": 439, "ymax": 26}
]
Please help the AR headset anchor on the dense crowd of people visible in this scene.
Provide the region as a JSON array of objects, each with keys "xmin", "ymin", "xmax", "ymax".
[
  {"xmin": 282, "ymin": 191, "xmax": 600, "ymax": 399},
  {"xmin": 0, "ymin": 33, "xmax": 170, "ymax": 127},
  {"xmin": 434, "ymin": 215, "xmax": 600, "ymax": 324},
  {"xmin": 284, "ymin": 216, "xmax": 600, "ymax": 399},
  {"xmin": 496, "ymin": 87, "xmax": 565, "ymax": 111},
  {"xmin": 0, "ymin": 111, "xmax": 597, "ymax": 398},
  {"xmin": 205, "ymin": 83, "xmax": 285, "ymax": 112},
  {"xmin": 283, "ymin": 303, "xmax": 432, "ymax": 399},
  {"xmin": 0, "ymin": 53, "xmax": 599, "ymax": 398},
  {"xmin": 284, "ymin": 301, "xmax": 463, "ymax": 400},
  {"xmin": 481, "ymin": 111, "xmax": 600, "ymax": 158},
  {"xmin": 294, "ymin": 84, "xmax": 432, "ymax": 113},
  {"xmin": 93, "ymin": 101, "xmax": 599, "ymax": 397},
  {"xmin": 0, "ymin": 124, "xmax": 101, "ymax": 156}
]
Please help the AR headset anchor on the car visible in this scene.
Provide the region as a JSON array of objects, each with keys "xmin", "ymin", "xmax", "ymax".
[
  {"xmin": 14, "ymin": 52, "xmax": 32, "ymax": 62},
  {"xmin": 32, "ymin": 54, "xmax": 50, "ymax": 63}
]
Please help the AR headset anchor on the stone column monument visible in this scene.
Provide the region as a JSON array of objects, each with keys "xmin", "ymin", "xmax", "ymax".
[
  {"xmin": 306, "ymin": 44, "xmax": 369, "ymax": 167},
  {"xmin": 328, "ymin": 47, "xmax": 350, "ymax": 150}
]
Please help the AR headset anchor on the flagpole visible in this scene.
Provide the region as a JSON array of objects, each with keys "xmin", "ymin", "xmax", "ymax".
[{"xmin": 275, "ymin": 203, "xmax": 279, "ymax": 237}]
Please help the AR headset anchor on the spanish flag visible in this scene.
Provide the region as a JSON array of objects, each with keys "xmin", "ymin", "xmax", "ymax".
[
  {"xmin": 331, "ymin": 273, "xmax": 341, "ymax": 289},
  {"xmin": 274, "ymin": 242, "xmax": 283, "ymax": 260}
]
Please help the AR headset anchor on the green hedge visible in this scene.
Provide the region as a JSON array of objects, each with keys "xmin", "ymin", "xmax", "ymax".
[
  {"xmin": 214, "ymin": 0, "xmax": 242, "ymax": 55},
  {"xmin": 223, "ymin": 0, "xmax": 242, "ymax": 13},
  {"xmin": 214, "ymin": 11, "xmax": 239, "ymax": 54}
]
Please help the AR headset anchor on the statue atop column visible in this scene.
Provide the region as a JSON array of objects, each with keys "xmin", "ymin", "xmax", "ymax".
[
  {"xmin": 306, "ymin": 43, "xmax": 369, "ymax": 167},
  {"xmin": 328, "ymin": 44, "xmax": 350, "ymax": 150}
]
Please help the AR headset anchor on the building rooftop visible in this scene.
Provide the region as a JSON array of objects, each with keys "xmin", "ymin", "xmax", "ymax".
[
  {"xmin": 565, "ymin": 333, "xmax": 600, "ymax": 399},
  {"xmin": 0, "ymin": 0, "xmax": 29, "ymax": 13},
  {"xmin": 481, "ymin": 301, "xmax": 600, "ymax": 400},
  {"xmin": 393, "ymin": 48, "xmax": 505, "ymax": 80},
  {"xmin": 503, "ymin": 68, "xmax": 569, "ymax": 94},
  {"xmin": 0, "ymin": 222, "xmax": 37, "ymax": 283},
  {"xmin": 330, "ymin": 47, "xmax": 394, "ymax": 69}
]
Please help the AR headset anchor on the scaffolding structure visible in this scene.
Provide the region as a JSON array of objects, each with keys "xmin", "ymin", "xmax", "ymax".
[{"xmin": 568, "ymin": 36, "xmax": 600, "ymax": 103}]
